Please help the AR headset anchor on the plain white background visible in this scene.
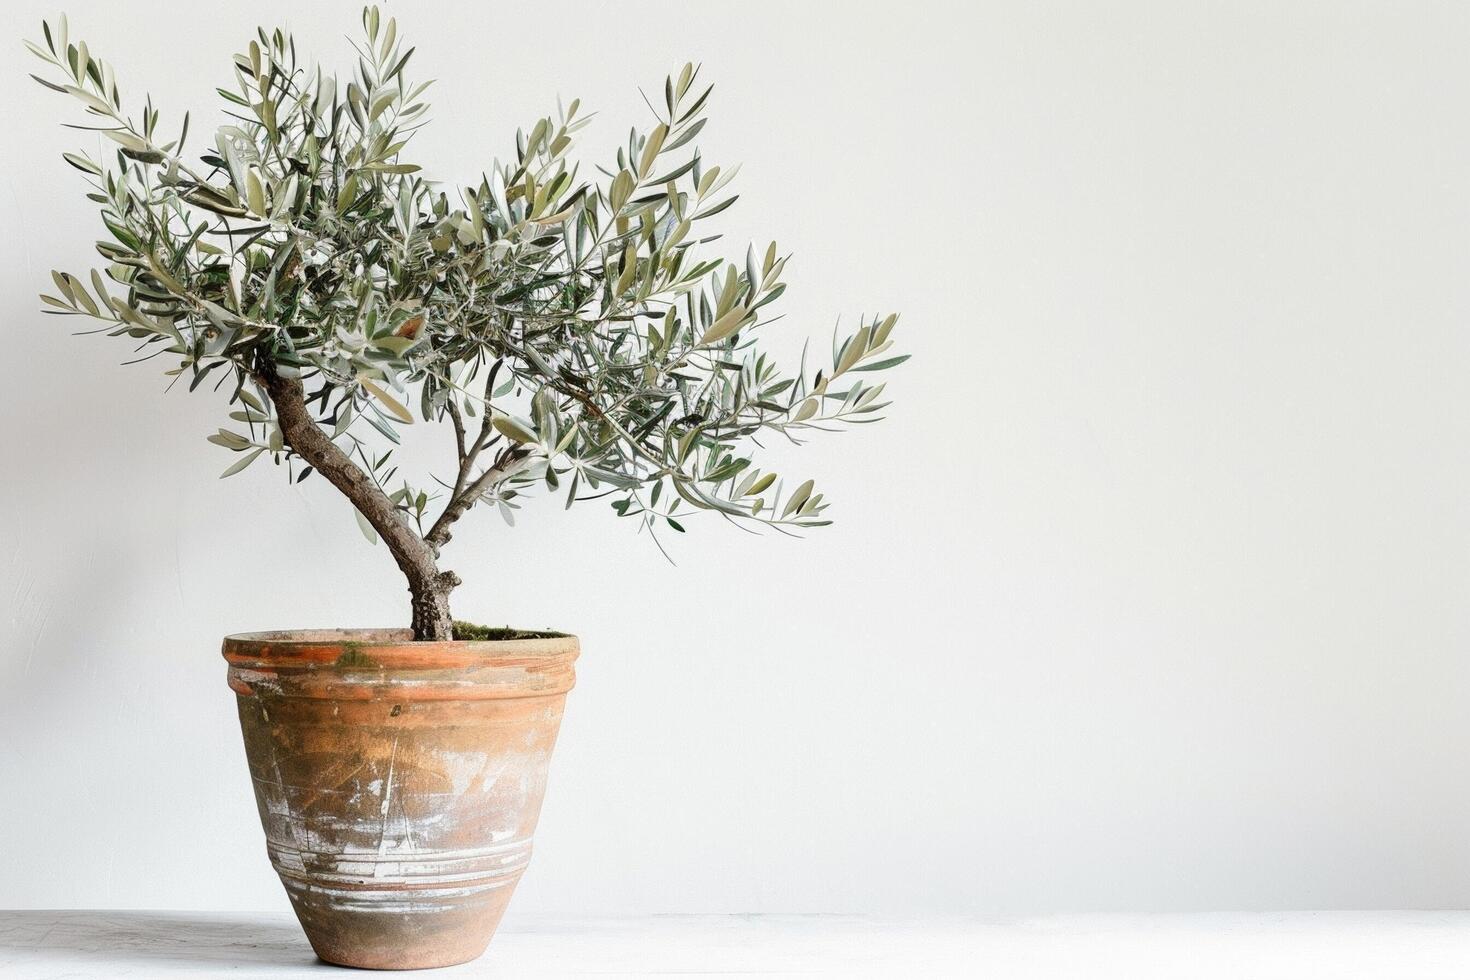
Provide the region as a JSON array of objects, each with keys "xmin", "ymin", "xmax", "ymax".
[{"xmin": 2, "ymin": 0, "xmax": 1468, "ymax": 918}]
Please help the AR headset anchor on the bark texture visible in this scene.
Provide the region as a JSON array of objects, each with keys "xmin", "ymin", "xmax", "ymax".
[{"xmin": 255, "ymin": 367, "xmax": 460, "ymax": 640}]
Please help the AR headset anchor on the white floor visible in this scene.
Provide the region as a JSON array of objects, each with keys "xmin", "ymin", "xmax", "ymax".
[{"xmin": 0, "ymin": 910, "xmax": 1467, "ymax": 978}]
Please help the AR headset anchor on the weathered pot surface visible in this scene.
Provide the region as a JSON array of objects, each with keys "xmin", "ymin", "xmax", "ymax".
[{"xmin": 224, "ymin": 628, "xmax": 578, "ymax": 970}]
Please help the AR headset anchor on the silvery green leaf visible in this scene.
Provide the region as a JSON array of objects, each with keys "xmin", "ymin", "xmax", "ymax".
[
  {"xmin": 354, "ymin": 506, "xmax": 378, "ymax": 544},
  {"xmin": 782, "ymin": 479, "xmax": 814, "ymax": 519},
  {"xmin": 244, "ymin": 168, "xmax": 267, "ymax": 216},
  {"xmin": 491, "ymin": 413, "xmax": 537, "ymax": 443},
  {"xmin": 220, "ymin": 447, "xmax": 264, "ymax": 478},
  {"xmin": 360, "ymin": 379, "xmax": 414, "ymax": 424},
  {"xmin": 849, "ymin": 354, "xmax": 910, "ymax": 373}
]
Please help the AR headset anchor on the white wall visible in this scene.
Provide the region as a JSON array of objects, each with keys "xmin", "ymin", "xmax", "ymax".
[{"xmin": 3, "ymin": 0, "xmax": 1468, "ymax": 916}]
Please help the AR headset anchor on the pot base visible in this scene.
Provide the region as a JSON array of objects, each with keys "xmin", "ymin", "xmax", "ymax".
[
  {"xmin": 279, "ymin": 861, "xmax": 527, "ymax": 970},
  {"xmin": 290, "ymin": 887, "xmax": 513, "ymax": 970}
]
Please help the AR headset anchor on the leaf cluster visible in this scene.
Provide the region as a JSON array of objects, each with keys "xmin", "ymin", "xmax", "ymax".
[{"xmin": 30, "ymin": 7, "xmax": 907, "ymax": 549}]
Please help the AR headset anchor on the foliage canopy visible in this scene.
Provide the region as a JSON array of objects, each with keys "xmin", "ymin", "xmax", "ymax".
[{"xmin": 28, "ymin": 6, "xmax": 906, "ymax": 637}]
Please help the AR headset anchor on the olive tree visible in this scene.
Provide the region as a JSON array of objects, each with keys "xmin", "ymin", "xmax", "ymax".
[{"xmin": 27, "ymin": 7, "xmax": 906, "ymax": 640}]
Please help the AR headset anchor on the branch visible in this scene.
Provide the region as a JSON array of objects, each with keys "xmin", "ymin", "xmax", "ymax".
[
  {"xmin": 444, "ymin": 396, "xmax": 472, "ymax": 501},
  {"xmin": 255, "ymin": 366, "xmax": 455, "ymax": 595},
  {"xmin": 435, "ymin": 364, "xmax": 503, "ymax": 528},
  {"xmin": 467, "ymin": 361, "xmax": 503, "ymax": 467},
  {"xmin": 424, "ymin": 447, "xmax": 534, "ymax": 550},
  {"xmin": 446, "ymin": 397, "xmax": 468, "ymax": 462}
]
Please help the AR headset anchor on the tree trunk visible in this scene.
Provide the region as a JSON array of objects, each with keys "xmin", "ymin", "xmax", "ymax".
[
  {"xmin": 410, "ymin": 576, "xmax": 458, "ymax": 641},
  {"xmin": 254, "ymin": 366, "xmax": 460, "ymax": 641}
]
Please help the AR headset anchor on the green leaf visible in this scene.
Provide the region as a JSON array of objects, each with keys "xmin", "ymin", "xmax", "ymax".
[
  {"xmin": 372, "ymin": 335, "xmax": 418, "ymax": 356},
  {"xmin": 849, "ymin": 354, "xmax": 911, "ymax": 372},
  {"xmin": 61, "ymin": 152, "xmax": 101, "ymax": 175},
  {"xmin": 745, "ymin": 472, "xmax": 776, "ymax": 496},
  {"xmin": 184, "ymin": 185, "xmax": 248, "ymax": 218},
  {"xmin": 638, "ymin": 123, "xmax": 668, "ymax": 176},
  {"xmin": 244, "ymin": 168, "xmax": 267, "ymax": 217},
  {"xmin": 491, "ymin": 412, "xmax": 537, "ymax": 443},
  {"xmin": 220, "ymin": 447, "xmax": 264, "ymax": 478},
  {"xmin": 207, "ymin": 428, "xmax": 254, "ymax": 450},
  {"xmin": 360, "ymin": 379, "xmax": 414, "ymax": 424},
  {"xmin": 336, "ymin": 171, "xmax": 360, "ymax": 211},
  {"xmin": 369, "ymin": 88, "xmax": 397, "ymax": 121},
  {"xmin": 835, "ymin": 325, "xmax": 872, "ymax": 375},
  {"xmin": 782, "ymin": 479, "xmax": 814, "ymax": 518},
  {"xmin": 354, "ymin": 506, "xmax": 378, "ymax": 545},
  {"xmin": 698, "ymin": 306, "xmax": 747, "ymax": 346},
  {"xmin": 693, "ymin": 195, "xmax": 738, "ymax": 220},
  {"xmin": 67, "ymin": 85, "xmax": 113, "ymax": 114}
]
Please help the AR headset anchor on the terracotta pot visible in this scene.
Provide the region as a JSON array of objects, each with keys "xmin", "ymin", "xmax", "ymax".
[{"xmin": 223, "ymin": 628, "xmax": 578, "ymax": 970}]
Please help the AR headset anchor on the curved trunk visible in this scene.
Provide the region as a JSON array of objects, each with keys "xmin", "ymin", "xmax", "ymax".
[{"xmin": 254, "ymin": 367, "xmax": 459, "ymax": 640}]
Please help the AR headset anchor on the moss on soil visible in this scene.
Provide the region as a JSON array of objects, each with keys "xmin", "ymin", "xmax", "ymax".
[{"xmin": 452, "ymin": 620, "xmax": 570, "ymax": 641}]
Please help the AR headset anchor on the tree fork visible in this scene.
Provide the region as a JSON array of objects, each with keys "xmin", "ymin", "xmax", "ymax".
[{"xmin": 254, "ymin": 365, "xmax": 460, "ymax": 641}]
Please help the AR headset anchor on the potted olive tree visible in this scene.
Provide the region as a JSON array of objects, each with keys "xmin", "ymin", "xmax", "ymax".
[{"xmin": 27, "ymin": 7, "xmax": 904, "ymax": 970}]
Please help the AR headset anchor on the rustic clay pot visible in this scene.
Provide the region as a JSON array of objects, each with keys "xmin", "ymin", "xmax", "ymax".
[{"xmin": 223, "ymin": 628, "xmax": 578, "ymax": 970}]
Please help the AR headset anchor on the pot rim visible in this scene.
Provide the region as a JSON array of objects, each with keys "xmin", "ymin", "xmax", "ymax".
[{"xmin": 222, "ymin": 627, "xmax": 579, "ymax": 669}]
